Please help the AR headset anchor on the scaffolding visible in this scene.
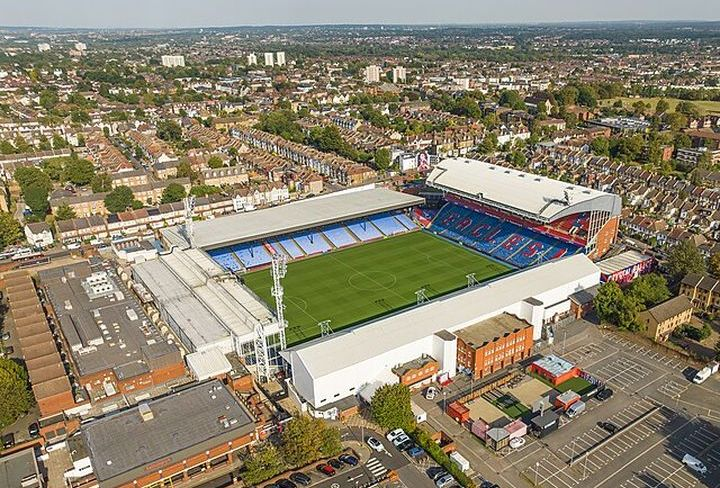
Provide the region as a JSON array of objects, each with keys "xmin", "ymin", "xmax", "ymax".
[{"xmin": 271, "ymin": 253, "xmax": 288, "ymax": 350}]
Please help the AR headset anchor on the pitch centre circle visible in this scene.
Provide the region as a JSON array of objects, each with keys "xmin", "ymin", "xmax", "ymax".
[{"xmin": 347, "ymin": 271, "xmax": 397, "ymax": 291}]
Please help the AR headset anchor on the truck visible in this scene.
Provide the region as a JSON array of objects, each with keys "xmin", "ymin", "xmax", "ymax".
[
  {"xmin": 692, "ymin": 361, "xmax": 719, "ymax": 384},
  {"xmin": 566, "ymin": 400, "xmax": 586, "ymax": 418},
  {"xmin": 449, "ymin": 451, "xmax": 470, "ymax": 473}
]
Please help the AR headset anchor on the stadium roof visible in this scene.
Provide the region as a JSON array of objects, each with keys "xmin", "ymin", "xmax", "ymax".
[
  {"xmin": 171, "ymin": 187, "xmax": 423, "ymax": 250},
  {"xmin": 283, "ymin": 254, "xmax": 599, "ymax": 380},
  {"xmin": 426, "ymin": 158, "xmax": 622, "ymax": 222}
]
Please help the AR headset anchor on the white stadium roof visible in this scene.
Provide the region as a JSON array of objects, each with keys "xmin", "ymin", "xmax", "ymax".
[
  {"xmin": 426, "ymin": 158, "xmax": 622, "ymax": 222},
  {"xmin": 282, "ymin": 254, "xmax": 600, "ymax": 380},
  {"xmin": 173, "ymin": 187, "xmax": 423, "ymax": 250}
]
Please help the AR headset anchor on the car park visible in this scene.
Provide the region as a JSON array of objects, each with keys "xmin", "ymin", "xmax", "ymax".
[
  {"xmin": 316, "ymin": 464, "xmax": 335, "ymax": 477},
  {"xmin": 339, "ymin": 454, "xmax": 358, "ymax": 466},
  {"xmin": 288, "ymin": 473, "xmax": 311, "ymax": 486},
  {"xmin": 599, "ymin": 421, "xmax": 618, "ymax": 434},
  {"xmin": 596, "ymin": 388, "xmax": 614, "ymax": 401},
  {"xmin": 682, "ymin": 454, "xmax": 708, "ymax": 475},
  {"xmin": 509, "ymin": 437, "xmax": 526, "ymax": 449},
  {"xmin": 367, "ymin": 436, "xmax": 384, "ymax": 452}
]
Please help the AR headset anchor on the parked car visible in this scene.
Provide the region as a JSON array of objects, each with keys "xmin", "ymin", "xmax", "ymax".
[
  {"xmin": 2, "ymin": 433, "xmax": 14, "ymax": 449},
  {"xmin": 682, "ymin": 454, "xmax": 707, "ymax": 475},
  {"xmin": 407, "ymin": 446, "xmax": 426, "ymax": 459},
  {"xmin": 367, "ymin": 436, "xmax": 384, "ymax": 452},
  {"xmin": 509, "ymin": 437, "xmax": 526, "ymax": 449},
  {"xmin": 28, "ymin": 422, "xmax": 40, "ymax": 437},
  {"xmin": 327, "ymin": 458, "xmax": 343, "ymax": 470},
  {"xmin": 339, "ymin": 454, "xmax": 358, "ymax": 466},
  {"xmin": 435, "ymin": 473, "xmax": 456, "ymax": 488},
  {"xmin": 599, "ymin": 421, "xmax": 618, "ymax": 434},
  {"xmin": 392, "ymin": 433, "xmax": 411, "ymax": 448},
  {"xmin": 427, "ymin": 467, "xmax": 447, "ymax": 481},
  {"xmin": 276, "ymin": 479, "xmax": 297, "ymax": 488},
  {"xmin": 1, "ymin": 332, "xmax": 9, "ymax": 341},
  {"xmin": 316, "ymin": 464, "xmax": 336, "ymax": 477},
  {"xmin": 386, "ymin": 428, "xmax": 406, "ymax": 443},
  {"xmin": 596, "ymin": 388, "xmax": 614, "ymax": 401},
  {"xmin": 425, "ymin": 386, "xmax": 439, "ymax": 400},
  {"xmin": 289, "ymin": 473, "xmax": 311, "ymax": 486}
]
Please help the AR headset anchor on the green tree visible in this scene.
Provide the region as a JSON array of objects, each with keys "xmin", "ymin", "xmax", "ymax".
[
  {"xmin": 498, "ymin": 90, "xmax": 525, "ymax": 110},
  {"xmin": 207, "ymin": 155, "xmax": 224, "ymax": 169},
  {"xmin": 176, "ymin": 160, "xmax": 198, "ymax": 181},
  {"xmin": 655, "ymin": 98, "xmax": 670, "ymax": 114},
  {"xmin": 91, "ymin": 172, "xmax": 113, "ymax": 193},
  {"xmin": 64, "ymin": 157, "xmax": 95, "ymax": 186},
  {"xmin": 257, "ymin": 110, "xmax": 305, "ymax": 143},
  {"xmin": 54, "ymin": 203, "xmax": 77, "ymax": 221},
  {"xmin": 24, "ymin": 184, "xmax": 50, "ymax": 217},
  {"xmin": 667, "ymin": 240, "xmax": 706, "ymax": 283},
  {"xmin": 371, "ymin": 383, "xmax": 415, "ymax": 432},
  {"xmin": 104, "ymin": 186, "xmax": 135, "ymax": 213},
  {"xmin": 0, "ymin": 212, "xmax": 22, "ymax": 249},
  {"xmin": 374, "ymin": 148, "xmax": 392, "ymax": 171},
  {"xmin": 626, "ymin": 273, "xmax": 670, "ymax": 309},
  {"xmin": 594, "ymin": 281, "xmax": 625, "ymax": 325},
  {"xmin": 14, "ymin": 166, "xmax": 52, "ymax": 194},
  {"xmin": 51, "ymin": 133, "xmax": 68, "ymax": 149},
  {"xmin": 156, "ymin": 120, "xmax": 183, "ymax": 142},
  {"xmin": 160, "ymin": 183, "xmax": 186, "ymax": 204},
  {"xmin": 189, "ymin": 185, "xmax": 221, "ymax": 197},
  {"xmin": 0, "ymin": 357, "xmax": 34, "ymax": 430},
  {"xmin": 39, "ymin": 89, "xmax": 59, "ymax": 110},
  {"xmin": 42, "ymin": 157, "xmax": 66, "ymax": 182},
  {"xmin": 280, "ymin": 415, "xmax": 340, "ymax": 467},
  {"xmin": 590, "ymin": 137, "xmax": 610, "ymax": 156},
  {"xmin": 241, "ymin": 444, "xmax": 285, "ymax": 486},
  {"xmin": 708, "ymin": 253, "xmax": 720, "ymax": 277}
]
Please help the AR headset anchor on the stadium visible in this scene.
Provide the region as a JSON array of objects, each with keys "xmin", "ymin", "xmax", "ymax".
[{"xmin": 143, "ymin": 158, "xmax": 619, "ymax": 410}]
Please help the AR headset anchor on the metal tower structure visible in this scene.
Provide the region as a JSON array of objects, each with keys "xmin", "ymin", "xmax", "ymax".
[
  {"xmin": 415, "ymin": 288, "xmax": 429, "ymax": 305},
  {"xmin": 466, "ymin": 273, "xmax": 479, "ymax": 288},
  {"xmin": 319, "ymin": 320, "xmax": 333, "ymax": 337},
  {"xmin": 183, "ymin": 195, "xmax": 196, "ymax": 248},
  {"xmin": 271, "ymin": 253, "xmax": 288, "ymax": 350},
  {"xmin": 254, "ymin": 322, "xmax": 271, "ymax": 383}
]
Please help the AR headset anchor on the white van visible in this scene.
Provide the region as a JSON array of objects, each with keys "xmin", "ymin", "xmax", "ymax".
[
  {"xmin": 566, "ymin": 400, "xmax": 586, "ymax": 418},
  {"xmin": 682, "ymin": 454, "xmax": 707, "ymax": 475}
]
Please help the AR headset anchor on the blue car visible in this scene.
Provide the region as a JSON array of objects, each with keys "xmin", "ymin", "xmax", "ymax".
[{"xmin": 339, "ymin": 454, "xmax": 359, "ymax": 466}]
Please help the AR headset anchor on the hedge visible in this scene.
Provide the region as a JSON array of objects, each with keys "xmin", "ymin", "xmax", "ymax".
[{"xmin": 411, "ymin": 429, "xmax": 476, "ymax": 488}]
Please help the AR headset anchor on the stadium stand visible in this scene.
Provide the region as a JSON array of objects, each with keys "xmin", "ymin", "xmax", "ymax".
[
  {"xmin": 274, "ymin": 238, "xmax": 305, "ymax": 259},
  {"xmin": 413, "ymin": 208, "xmax": 437, "ymax": 227},
  {"xmin": 322, "ymin": 224, "xmax": 358, "ymax": 248},
  {"xmin": 206, "ymin": 248, "xmax": 242, "ymax": 272},
  {"xmin": 396, "ymin": 213, "xmax": 419, "ymax": 230},
  {"xmin": 429, "ymin": 202, "xmax": 580, "ymax": 268},
  {"xmin": 232, "ymin": 243, "xmax": 272, "ymax": 268},
  {"xmin": 347, "ymin": 219, "xmax": 384, "ymax": 242},
  {"xmin": 369, "ymin": 213, "xmax": 409, "ymax": 236},
  {"xmin": 294, "ymin": 231, "xmax": 332, "ymax": 255}
]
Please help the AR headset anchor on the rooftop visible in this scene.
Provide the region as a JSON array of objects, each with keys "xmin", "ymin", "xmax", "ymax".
[
  {"xmin": 426, "ymin": 158, "xmax": 621, "ymax": 222},
  {"xmin": 83, "ymin": 380, "xmax": 256, "ymax": 485},
  {"xmin": 455, "ymin": 313, "xmax": 531, "ymax": 348},
  {"xmin": 0, "ymin": 447, "xmax": 42, "ymax": 488},
  {"xmin": 532, "ymin": 354, "xmax": 575, "ymax": 377},
  {"xmin": 167, "ymin": 187, "xmax": 423, "ymax": 249},
  {"xmin": 596, "ymin": 250, "xmax": 653, "ymax": 276}
]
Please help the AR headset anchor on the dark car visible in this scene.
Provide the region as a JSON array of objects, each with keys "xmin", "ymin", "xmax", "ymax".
[
  {"xmin": 276, "ymin": 479, "xmax": 297, "ymax": 488},
  {"xmin": 339, "ymin": 454, "xmax": 359, "ymax": 466},
  {"xmin": 596, "ymin": 388, "xmax": 614, "ymax": 401},
  {"xmin": 289, "ymin": 472, "xmax": 311, "ymax": 486},
  {"xmin": 2, "ymin": 433, "xmax": 15, "ymax": 449},
  {"xmin": 397, "ymin": 439, "xmax": 414, "ymax": 451},
  {"xmin": 327, "ymin": 458, "xmax": 343, "ymax": 470},
  {"xmin": 28, "ymin": 422, "xmax": 40, "ymax": 437},
  {"xmin": 316, "ymin": 464, "xmax": 335, "ymax": 477},
  {"xmin": 428, "ymin": 467, "xmax": 448, "ymax": 481},
  {"xmin": 599, "ymin": 421, "xmax": 618, "ymax": 434}
]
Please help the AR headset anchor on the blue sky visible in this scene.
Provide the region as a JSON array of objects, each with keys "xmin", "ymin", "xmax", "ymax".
[{"xmin": 2, "ymin": 0, "xmax": 719, "ymax": 28}]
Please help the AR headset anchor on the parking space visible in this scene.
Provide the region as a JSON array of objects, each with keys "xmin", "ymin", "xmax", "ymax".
[
  {"xmin": 593, "ymin": 357, "xmax": 652, "ymax": 390},
  {"xmin": 562, "ymin": 342, "xmax": 608, "ymax": 365},
  {"xmin": 600, "ymin": 331, "xmax": 688, "ymax": 371},
  {"xmin": 657, "ymin": 379, "xmax": 689, "ymax": 399},
  {"xmin": 620, "ymin": 453, "xmax": 701, "ymax": 488}
]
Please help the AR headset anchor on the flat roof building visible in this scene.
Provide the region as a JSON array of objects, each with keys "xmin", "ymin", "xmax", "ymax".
[{"xmin": 0, "ymin": 447, "xmax": 43, "ymax": 488}]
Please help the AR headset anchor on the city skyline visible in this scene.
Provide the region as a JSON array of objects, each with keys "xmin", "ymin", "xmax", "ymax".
[{"xmin": 2, "ymin": 0, "xmax": 720, "ymax": 28}]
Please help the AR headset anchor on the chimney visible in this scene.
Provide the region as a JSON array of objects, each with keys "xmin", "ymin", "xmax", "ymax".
[{"xmin": 138, "ymin": 403, "xmax": 154, "ymax": 422}]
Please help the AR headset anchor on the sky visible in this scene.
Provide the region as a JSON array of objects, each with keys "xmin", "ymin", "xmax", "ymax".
[{"xmin": 1, "ymin": 0, "xmax": 720, "ymax": 28}]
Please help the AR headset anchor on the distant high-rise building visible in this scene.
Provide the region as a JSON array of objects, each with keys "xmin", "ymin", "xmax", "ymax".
[
  {"xmin": 365, "ymin": 65, "xmax": 381, "ymax": 83},
  {"xmin": 275, "ymin": 51, "xmax": 286, "ymax": 66},
  {"xmin": 247, "ymin": 53, "xmax": 258, "ymax": 66},
  {"xmin": 161, "ymin": 55, "xmax": 186, "ymax": 67},
  {"xmin": 392, "ymin": 66, "xmax": 407, "ymax": 83},
  {"xmin": 37, "ymin": 43, "xmax": 51, "ymax": 52},
  {"xmin": 264, "ymin": 52, "xmax": 275, "ymax": 67}
]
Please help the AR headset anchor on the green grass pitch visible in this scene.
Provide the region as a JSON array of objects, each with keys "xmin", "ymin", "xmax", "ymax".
[{"xmin": 243, "ymin": 231, "xmax": 512, "ymax": 345}]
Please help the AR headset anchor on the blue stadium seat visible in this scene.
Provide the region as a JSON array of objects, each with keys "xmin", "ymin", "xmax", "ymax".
[
  {"xmin": 273, "ymin": 238, "xmax": 305, "ymax": 259},
  {"xmin": 232, "ymin": 243, "xmax": 272, "ymax": 268},
  {"xmin": 207, "ymin": 247, "xmax": 242, "ymax": 272},
  {"xmin": 294, "ymin": 231, "xmax": 331, "ymax": 255},
  {"xmin": 370, "ymin": 213, "xmax": 408, "ymax": 236},
  {"xmin": 347, "ymin": 220, "xmax": 383, "ymax": 241},
  {"xmin": 395, "ymin": 213, "xmax": 419, "ymax": 230},
  {"xmin": 322, "ymin": 225, "xmax": 357, "ymax": 248}
]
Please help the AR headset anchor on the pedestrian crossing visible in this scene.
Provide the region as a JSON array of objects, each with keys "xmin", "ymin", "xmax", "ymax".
[{"xmin": 365, "ymin": 457, "xmax": 387, "ymax": 478}]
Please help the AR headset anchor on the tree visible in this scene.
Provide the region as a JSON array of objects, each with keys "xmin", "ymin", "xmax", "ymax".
[
  {"xmin": 24, "ymin": 184, "xmax": 50, "ymax": 217},
  {"xmin": 498, "ymin": 90, "xmax": 525, "ymax": 110},
  {"xmin": 54, "ymin": 203, "xmax": 77, "ymax": 221},
  {"xmin": 207, "ymin": 155, "xmax": 224, "ymax": 169},
  {"xmin": 374, "ymin": 148, "xmax": 392, "ymax": 171},
  {"xmin": 156, "ymin": 120, "xmax": 183, "ymax": 142},
  {"xmin": 709, "ymin": 253, "xmax": 720, "ymax": 277},
  {"xmin": 479, "ymin": 133, "xmax": 498, "ymax": 154},
  {"xmin": 64, "ymin": 157, "xmax": 95, "ymax": 186},
  {"xmin": 371, "ymin": 383, "xmax": 416, "ymax": 432},
  {"xmin": 0, "ymin": 357, "xmax": 34, "ymax": 430},
  {"xmin": 14, "ymin": 167, "xmax": 52, "ymax": 194},
  {"xmin": 176, "ymin": 160, "xmax": 198, "ymax": 181},
  {"xmin": 594, "ymin": 281, "xmax": 625, "ymax": 325},
  {"xmin": 42, "ymin": 157, "xmax": 66, "ymax": 181},
  {"xmin": 91, "ymin": 172, "xmax": 113, "ymax": 193},
  {"xmin": 590, "ymin": 137, "xmax": 610, "ymax": 157},
  {"xmin": 257, "ymin": 110, "xmax": 305, "ymax": 143},
  {"xmin": 655, "ymin": 98, "xmax": 670, "ymax": 114},
  {"xmin": 280, "ymin": 415, "xmax": 341, "ymax": 467},
  {"xmin": 667, "ymin": 240, "xmax": 706, "ymax": 283},
  {"xmin": 0, "ymin": 212, "xmax": 22, "ymax": 249},
  {"xmin": 626, "ymin": 273, "xmax": 670, "ymax": 309},
  {"xmin": 104, "ymin": 186, "xmax": 135, "ymax": 213},
  {"xmin": 190, "ymin": 185, "xmax": 221, "ymax": 197},
  {"xmin": 161, "ymin": 183, "xmax": 186, "ymax": 204},
  {"xmin": 51, "ymin": 133, "xmax": 68, "ymax": 149},
  {"xmin": 241, "ymin": 444, "xmax": 285, "ymax": 486}
]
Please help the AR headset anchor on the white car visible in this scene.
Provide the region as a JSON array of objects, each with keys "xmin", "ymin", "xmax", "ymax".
[
  {"xmin": 425, "ymin": 386, "xmax": 439, "ymax": 400},
  {"xmin": 682, "ymin": 454, "xmax": 708, "ymax": 475},
  {"xmin": 509, "ymin": 437, "xmax": 526, "ymax": 449},
  {"xmin": 386, "ymin": 428, "xmax": 405, "ymax": 443},
  {"xmin": 392, "ymin": 433, "xmax": 411, "ymax": 448},
  {"xmin": 366, "ymin": 436, "xmax": 384, "ymax": 452},
  {"xmin": 435, "ymin": 474, "xmax": 456, "ymax": 488}
]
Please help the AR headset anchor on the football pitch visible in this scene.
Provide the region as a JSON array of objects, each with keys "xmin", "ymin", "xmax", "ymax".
[{"xmin": 244, "ymin": 231, "xmax": 512, "ymax": 345}]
